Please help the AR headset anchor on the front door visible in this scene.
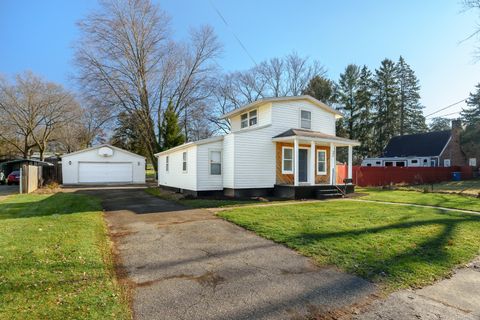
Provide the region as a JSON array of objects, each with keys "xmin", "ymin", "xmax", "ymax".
[{"xmin": 298, "ymin": 149, "xmax": 308, "ymax": 182}]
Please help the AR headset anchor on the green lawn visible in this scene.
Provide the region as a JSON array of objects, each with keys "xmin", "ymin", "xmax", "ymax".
[
  {"xmin": 399, "ymin": 179, "xmax": 480, "ymax": 196},
  {"xmin": 219, "ymin": 201, "xmax": 480, "ymax": 291},
  {"xmin": 145, "ymin": 187, "xmax": 269, "ymax": 208},
  {"xmin": 358, "ymin": 188, "xmax": 480, "ymax": 212},
  {"xmin": 0, "ymin": 193, "xmax": 130, "ymax": 320}
]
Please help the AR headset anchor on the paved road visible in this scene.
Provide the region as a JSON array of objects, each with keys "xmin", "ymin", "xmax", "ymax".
[
  {"xmin": 86, "ymin": 188, "xmax": 376, "ymax": 320},
  {"xmin": 0, "ymin": 184, "xmax": 18, "ymax": 197}
]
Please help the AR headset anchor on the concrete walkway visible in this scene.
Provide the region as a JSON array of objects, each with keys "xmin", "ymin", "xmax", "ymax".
[
  {"xmin": 84, "ymin": 188, "xmax": 376, "ymax": 320},
  {"xmin": 355, "ymin": 258, "xmax": 480, "ymax": 320}
]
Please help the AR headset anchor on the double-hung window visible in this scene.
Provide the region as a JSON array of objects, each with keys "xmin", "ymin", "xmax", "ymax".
[
  {"xmin": 317, "ymin": 150, "xmax": 327, "ymax": 175},
  {"xmin": 182, "ymin": 152, "xmax": 187, "ymax": 172},
  {"xmin": 210, "ymin": 151, "xmax": 222, "ymax": 175},
  {"xmin": 240, "ymin": 109, "xmax": 258, "ymax": 129},
  {"xmin": 166, "ymin": 156, "xmax": 169, "ymax": 172},
  {"xmin": 301, "ymin": 110, "xmax": 311, "ymax": 129},
  {"xmin": 282, "ymin": 147, "xmax": 293, "ymax": 174}
]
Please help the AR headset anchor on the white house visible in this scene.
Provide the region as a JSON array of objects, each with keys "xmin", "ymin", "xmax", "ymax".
[
  {"xmin": 156, "ymin": 95, "xmax": 360, "ymax": 199},
  {"xmin": 62, "ymin": 144, "xmax": 145, "ymax": 185}
]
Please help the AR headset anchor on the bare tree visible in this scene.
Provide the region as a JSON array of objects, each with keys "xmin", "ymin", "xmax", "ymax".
[
  {"xmin": 0, "ymin": 72, "xmax": 80, "ymax": 160},
  {"xmin": 75, "ymin": 0, "xmax": 221, "ymax": 170},
  {"xmin": 463, "ymin": 0, "xmax": 480, "ymax": 58},
  {"xmin": 208, "ymin": 52, "xmax": 326, "ymax": 133}
]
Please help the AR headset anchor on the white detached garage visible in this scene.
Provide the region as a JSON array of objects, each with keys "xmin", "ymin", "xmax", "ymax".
[{"xmin": 62, "ymin": 145, "xmax": 145, "ymax": 185}]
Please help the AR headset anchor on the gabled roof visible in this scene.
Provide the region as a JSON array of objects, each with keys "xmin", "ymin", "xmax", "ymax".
[
  {"xmin": 155, "ymin": 136, "xmax": 224, "ymax": 156},
  {"xmin": 220, "ymin": 95, "xmax": 343, "ymax": 119},
  {"xmin": 61, "ymin": 144, "xmax": 145, "ymax": 159},
  {"xmin": 273, "ymin": 128, "xmax": 360, "ymax": 146},
  {"xmin": 383, "ymin": 130, "xmax": 451, "ymax": 157}
]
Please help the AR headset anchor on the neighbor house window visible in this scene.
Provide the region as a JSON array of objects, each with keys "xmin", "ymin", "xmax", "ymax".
[
  {"xmin": 444, "ymin": 159, "xmax": 451, "ymax": 167},
  {"xmin": 282, "ymin": 147, "xmax": 293, "ymax": 174},
  {"xmin": 210, "ymin": 151, "xmax": 222, "ymax": 175},
  {"xmin": 182, "ymin": 152, "xmax": 187, "ymax": 172},
  {"xmin": 240, "ymin": 109, "xmax": 258, "ymax": 129},
  {"xmin": 166, "ymin": 156, "xmax": 169, "ymax": 172},
  {"xmin": 317, "ymin": 150, "xmax": 327, "ymax": 175},
  {"xmin": 469, "ymin": 158, "xmax": 477, "ymax": 167},
  {"xmin": 301, "ymin": 110, "xmax": 311, "ymax": 129}
]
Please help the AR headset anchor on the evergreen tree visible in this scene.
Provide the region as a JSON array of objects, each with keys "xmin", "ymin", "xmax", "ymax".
[
  {"xmin": 161, "ymin": 101, "xmax": 185, "ymax": 150},
  {"xmin": 373, "ymin": 59, "xmax": 399, "ymax": 154},
  {"xmin": 461, "ymin": 83, "xmax": 480, "ymax": 126},
  {"xmin": 395, "ymin": 56, "xmax": 426, "ymax": 134},
  {"xmin": 111, "ymin": 111, "xmax": 148, "ymax": 157},
  {"xmin": 429, "ymin": 117, "xmax": 451, "ymax": 132},
  {"xmin": 355, "ymin": 66, "xmax": 375, "ymax": 157},
  {"xmin": 302, "ymin": 75, "xmax": 337, "ymax": 105},
  {"xmin": 337, "ymin": 64, "xmax": 361, "ymax": 139}
]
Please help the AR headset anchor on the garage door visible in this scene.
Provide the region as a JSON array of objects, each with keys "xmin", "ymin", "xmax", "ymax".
[{"xmin": 78, "ymin": 162, "xmax": 133, "ymax": 184}]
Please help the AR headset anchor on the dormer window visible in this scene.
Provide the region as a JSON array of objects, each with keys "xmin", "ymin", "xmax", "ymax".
[
  {"xmin": 301, "ymin": 110, "xmax": 311, "ymax": 129},
  {"xmin": 240, "ymin": 109, "xmax": 258, "ymax": 129}
]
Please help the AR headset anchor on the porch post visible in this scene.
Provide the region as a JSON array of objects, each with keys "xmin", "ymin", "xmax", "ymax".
[
  {"xmin": 294, "ymin": 138, "xmax": 299, "ymax": 186},
  {"xmin": 329, "ymin": 143, "xmax": 335, "ymax": 185},
  {"xmin": 348, "ymin": 145, "xmax": 353, "ymax": 180},
  {"xmin": 310, "ymin": 141, "xmax": 315, "ymax": 185}
]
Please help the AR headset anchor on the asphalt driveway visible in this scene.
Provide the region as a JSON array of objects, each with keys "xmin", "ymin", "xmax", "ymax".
[
  {"xmin": 0, "ymin": 184, "xmax": 18, "ymax": 197},
  {"xmin": 87, "ymin": 188, "xmax": 376, "ymax": 320}
]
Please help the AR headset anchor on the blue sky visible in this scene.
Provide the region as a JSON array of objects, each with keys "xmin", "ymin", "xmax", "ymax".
[{"xmin": 1, "ymin": 0, "xmax": 479, "ymax": 120}]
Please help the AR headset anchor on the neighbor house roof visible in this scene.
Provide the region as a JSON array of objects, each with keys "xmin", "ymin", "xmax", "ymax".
[
  {"xmin": 155, "ymin": 136, "xmax": 225, "ymax": 156},
  {"xmin": 61, "ymin": 144, "xmax": 146, "ymax": 159},
  {"xmin": 382, "ymin": 130, "xmax": 451, "ymax": 157},
  {"xmin": 220, "ymin": 95, "xmax": 343, "ymax": 119},
  {"xmin": 272, "ymin": 128, "xmax": 360, "ymax": 146}
]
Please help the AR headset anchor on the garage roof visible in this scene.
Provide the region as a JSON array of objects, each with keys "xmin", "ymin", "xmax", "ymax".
[{"xmin": 61, "ymin": 144, "xmax": 146, "ymax": 159}]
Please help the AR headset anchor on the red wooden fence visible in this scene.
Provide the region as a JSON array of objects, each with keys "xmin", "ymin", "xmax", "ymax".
[{"xmin": 336, "ymin": 165, "xmax": 473, "ymax": 187}]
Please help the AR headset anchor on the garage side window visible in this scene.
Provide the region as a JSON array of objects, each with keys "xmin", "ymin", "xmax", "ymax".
[
  {"xmin": 210, "ymin": 151, "xmax": 222, "ymax": 175},
  {"xmin": 182, "ymin": 152, "xmax": 187, "ymax": 172},
  {"xmin": 166, "ymin": 156, "xmax": 169, "ymax": 172}
]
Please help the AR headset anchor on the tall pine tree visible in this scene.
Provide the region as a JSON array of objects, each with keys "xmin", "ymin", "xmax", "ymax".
[
  {"xmin": 161, "ymin": 101, "xmax": 185, "ymax": 150},
  {"xmin": 373, "ymin": 59, "xmax": 399, "ymax": 155},
  {"xmin": 337, "ymin": 64, "xmax": 361, "ymax": 139},
  {"xmin": 395, "ymin": 56, "xmax": 427, "ymax": 134},
  {"xmin": 355, "ymin": 65, "xmax": 375, "ymax": 157},
  {"xmin": 462, "ymin": 83, "xmax": 480, "ymax": 126},
  {"xmin": 303, "ymin": 75, "xmax": 337, "ymax": 105}
]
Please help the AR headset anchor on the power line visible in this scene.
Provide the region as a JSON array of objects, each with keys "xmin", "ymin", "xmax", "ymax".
[
  {"xmin": 425, "ymin": 98, "xmax": 467, "ymax": 118},
  {"xmin": 430, "ymin": 110, "xmax": 462, "ymax": 118},
  {"xmin": 209, "ymin": 0, "xmax": 258, "ymax": 66}
]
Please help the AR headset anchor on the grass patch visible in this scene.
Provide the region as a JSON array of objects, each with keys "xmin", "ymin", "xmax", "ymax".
[
  {"xmin": 358, "ymin": 188, "xmax": 480, "ymax": 212},
  {"xmin": 219, "ymin": 201, "xmax": 480, "ymax": 291},
  {"xmin": 145, "ymin": 187, "xmax": 271, "ymax": 208},
  {"xmin": 398, "ymin": 179, "xmax": 480, "ymax": 196},
  {"xmin": 0, "ymin": 193, "xmax": 130, "ymax": 320}
]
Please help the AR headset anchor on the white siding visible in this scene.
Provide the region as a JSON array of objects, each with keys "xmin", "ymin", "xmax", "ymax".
[
  {"xmin": 271, "ymin": 100, "xmax": 336, "ymax": 135},
  {"xmin": 231, "ymin": 126, "xmax": 277, "ymax": 188},
  {"xmin": 158, "ymin": 146, "xmax": 197, "ymax": 190},
  {"xmin": 222, "ymin": 134, "xmax": 235, "ymax": 189},
  {"xmin": 196, "ymin": 141, "xmax": 224, "ymax": 191},
  {"xmin": 230, "ymin": 103, "xmax": 272, "ymax": 132},
  {"xmin": 62, "ymin": 147, "xmax": 145, "ymax": 184}
]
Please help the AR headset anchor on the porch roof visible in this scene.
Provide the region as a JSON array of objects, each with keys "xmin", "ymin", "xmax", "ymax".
[{"xmin": 272, "ymin": 128, "xmax": 361, "ymax": 146}]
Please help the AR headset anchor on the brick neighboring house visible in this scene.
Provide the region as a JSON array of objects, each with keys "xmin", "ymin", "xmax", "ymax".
[{"xmin": 362, "ymin": 120, "xmax": 467, "ymax": 167}]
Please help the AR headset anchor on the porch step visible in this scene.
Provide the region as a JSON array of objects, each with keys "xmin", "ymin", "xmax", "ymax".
[{"xmin": 315, "ymin": 188, "xmax": 344, "ymax": 200}]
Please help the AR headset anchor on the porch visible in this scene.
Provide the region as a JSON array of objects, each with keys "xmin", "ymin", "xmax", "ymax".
[
  {"xmin": 273, "ymin": 184, "xmax": 355, "ymax": 200},
  {"xmin": 272, "ymin": 129, "xmax": 360, "ymax": 188}
]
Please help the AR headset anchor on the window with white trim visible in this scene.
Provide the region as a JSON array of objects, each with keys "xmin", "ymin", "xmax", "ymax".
[
  {"xmin": 444, "ymin": 159, "xmax": 451, "ymax": 167},
  {"xmin": 317, "ymin": 150, "xmax": 327, "ymax": 175},
  {"xmin": 210, "ymin": 151, "xmax": 222, "ymax": 175},
  {"xmin": 282, "ymin": 147, "xmax": 293, "ymax": 174},
  {"xmin": 301, "ymin": 110, "xmax": 311, "ymax": 129},
  {"xmin": 166, "ymin": 156, "xmax": 169, "ymax": 172},
  {"xmin": 469, "ymin": 158, "xmax": 477, "ymax": 167},
  {"xmin": 182, "ymin": 152, "xmax": 187, "ymax": 172},
  {"xmin": 240, "ymin": 109, "xmax": 258, "ymax": 129}
]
